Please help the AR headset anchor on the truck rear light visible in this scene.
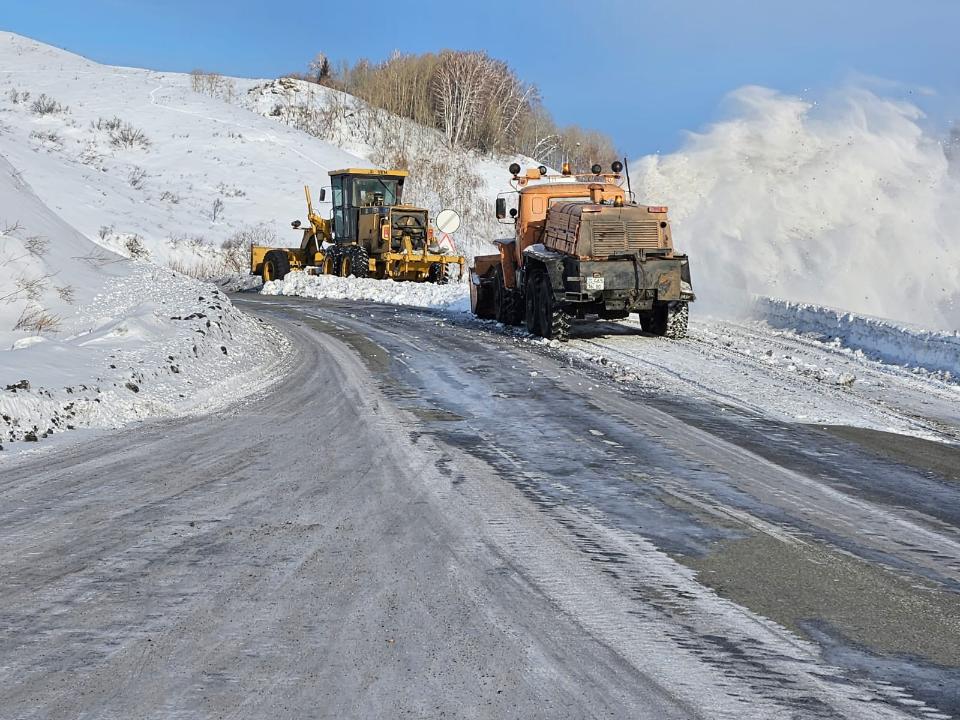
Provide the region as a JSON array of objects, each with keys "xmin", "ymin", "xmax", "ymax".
[
  {"xmin": 381, "ymin": 224, "xmax": 390, "ymax": 241},
  {"xmin": 647, "ymin": 206, "xmax": 668, "ymax": 213}
]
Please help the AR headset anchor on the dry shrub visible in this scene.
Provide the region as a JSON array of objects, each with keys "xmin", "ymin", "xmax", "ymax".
[
  {"xmin": 124, "ymin": 235, "xmax": 150, "ymax": 260},
  {"xmin": 221, "ymin": 224, "xmax": 277, "ymax": 272},
  {"xmin": 14, "ymin": 304, "xmax": 61, "ymax": 334},
  {"xmin": 190, "ymin": 69, "xmax": 237, "ymax": 102},
  {"xmin": 30, "ymin": 93, "xmax": 65, "ymax": 115},
  {"xmin": 109, "ymin": 122, "xmax": 151, "ymax": 150}
]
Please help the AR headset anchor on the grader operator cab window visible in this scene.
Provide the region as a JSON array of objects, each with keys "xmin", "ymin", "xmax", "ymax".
[
  {"xmin": 352, "ymin": 177, "xmax": 400, "ymax": 207},
  {"xmin": 331, "ymin": 174, "xmax": 405, "ymax": 241}
]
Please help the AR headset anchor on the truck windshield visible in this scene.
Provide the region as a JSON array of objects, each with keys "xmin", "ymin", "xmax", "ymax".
[
  {"xmin": 352, "ymin": 177, "xmax": 399, "ymax": 207},
  {"xmin": 548, "ymin": 196, "xmax": 592, "ymax": 207}
]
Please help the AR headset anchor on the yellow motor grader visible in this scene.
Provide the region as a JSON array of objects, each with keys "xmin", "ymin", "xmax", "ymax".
[{"xmin": 250, "ymin": 168, "xmax": 465, "ymax": 284}]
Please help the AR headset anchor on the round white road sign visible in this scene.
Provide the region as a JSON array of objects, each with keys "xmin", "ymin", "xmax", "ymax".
[{"xmin": 435, "ymin": 209, "xmax": 461, "ymax": 235}]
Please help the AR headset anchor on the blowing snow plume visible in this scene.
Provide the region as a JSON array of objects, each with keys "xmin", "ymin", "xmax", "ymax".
[{"xmin": 634, "ymin": 86, "xmax": 960, "ymax": 331}]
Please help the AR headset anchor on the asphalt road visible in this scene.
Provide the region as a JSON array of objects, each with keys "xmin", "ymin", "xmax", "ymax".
[{"xmin": 1, "ymin": 294, "xmax": 958, "ymax": 719}]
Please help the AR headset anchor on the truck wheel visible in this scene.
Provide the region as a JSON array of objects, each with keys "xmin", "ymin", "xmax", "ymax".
[
  {"xmin": 537, "ymin": 272, "xmax": 569, "ymax": 342},
  {"xmin": 429, "ymin": 262, "xmax": 449, "ymax": 285},
  {"xmin": 664, "ymin": 301, "xmax": 689, "ymax": 339},
  {"xmin": 645, "ymin": 301, "xmax": 688, "ymax": 339},
  {"xmin": 524, "ymin": 273, "xmax": 541, "ymax": 336},
  {"xmin": 493, "ymin": 267, "xmax": 518, "ymax": 325},
  {"xmin": 262, "ymin": 250, "xmax": 291, "ymax": 283}
]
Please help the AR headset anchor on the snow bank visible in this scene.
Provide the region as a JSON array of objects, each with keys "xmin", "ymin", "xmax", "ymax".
[
  {"xmin": 754, "ymin": 297, "xmax": 960, "ymax": 378},
  {"xmin": 0, "ymin": 151, "xmax": 287, "ymax": 454},
  {"xmin": 262, "ymin": 272, "xmax": 470, "ymax": 312}
]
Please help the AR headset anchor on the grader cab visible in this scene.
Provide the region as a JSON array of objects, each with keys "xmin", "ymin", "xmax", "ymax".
[{"xmin": 250, "ymin": 169, "xmax": 465, "ymax": 284}]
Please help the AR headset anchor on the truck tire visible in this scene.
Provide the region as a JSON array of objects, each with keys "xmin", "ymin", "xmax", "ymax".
[
  {"xmin": 493, "ymin": 267, "xmax": 521, "ymax": 325},
  {"xmin": 645, "ymin": 301, "xmax": 688, "ymax": 339},
  {"xmin": 262, "ymin": 250, "xmax": 291, "ymax": 283},
  {"xmin": 524, "ymin": 272, "xmax": 541, "ymax": 336},
  {"xmin": 664, "ymin": 301, "xmax": 689, "ymax": 339},
  {"xmin": 429, "ymin": 262, "xmax": 449, "ymax": 285},
  {"xmin": 537, "ymin": 272, "xmax": 570, "ymax": 342}
]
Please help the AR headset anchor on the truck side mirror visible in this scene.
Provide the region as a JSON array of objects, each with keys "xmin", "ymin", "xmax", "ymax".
[
  {"xmin": 319, "ymin": 188, "xmax": 326, "ymax": 202},
  {"xmin": 495, "ymin": 197, "xmax": 506, "ymax": 219}
]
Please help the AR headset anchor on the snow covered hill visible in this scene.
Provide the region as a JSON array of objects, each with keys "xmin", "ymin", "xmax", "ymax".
[
  {"xmin": 0, "ymin": 32, "xmax": 521, "ymax": 271},
  {"xmin": 0, "ymin": 32, "xmax": 365, "ymax": 272}
]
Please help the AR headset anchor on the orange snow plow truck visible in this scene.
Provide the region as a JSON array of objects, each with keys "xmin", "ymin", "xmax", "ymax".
[{"xmin": 470, "ymin": 162, "xmax": 694, "ymax": 341}]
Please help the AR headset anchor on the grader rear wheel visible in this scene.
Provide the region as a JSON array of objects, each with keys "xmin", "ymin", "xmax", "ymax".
[{"xmin": 262, "ymin": 250, "xmax": 291, "ymax": 283}]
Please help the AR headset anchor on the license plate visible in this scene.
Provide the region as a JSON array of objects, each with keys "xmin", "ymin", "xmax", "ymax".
[{"xmin": 586, "ymin": 276, "xmax": 605, "ymax": 291}]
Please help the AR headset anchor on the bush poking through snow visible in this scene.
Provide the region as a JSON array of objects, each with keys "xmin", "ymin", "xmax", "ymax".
[
  {"xmin": 29, "ymin": 130, "xmax": 62, "ymax": 147},
  {"xmin": 30, "ymin": 93, "xmax": 65, "ymax": 115},
  {"xmin": 124, "ymin": 235, "xmax": 150, "ymax": 260},
  {"xmin": 13, "ymin": 304, "xmax": 60, "ymax": 335},
  {"xmin": 221, "ymin": 223, "xmax": 276, "ymax": 273},
  {"xmin": 128, "ymin": 166, "xmax": 147, "ymax": 189},
  {"xmin": 159, "ymin": 190, "xmax": 180, "ymax": 204},
  {"xmin": 91, "ymin": 116, "xmax": 123, "ymax": 132},
  {"xmin": 23, "ymin": 235, "xmax": 49, "ymax": 257},
  {"xmin": 211, "ymin": 197, "xmax": 224, "ymax": 222},
  {"xmin": 109, "ymin": 122, "xmax": 151, "ymax": 150},
  {"xmin": 190, "ymin": 69, "xmax": 237, "ymax": 102},
  {"xmin": 56, "ymin": 284, "xmax": 75, "ymax": 303},
  {"xmin": 7, "ymin": 89, "xmax": 30, "ymax": 105}
]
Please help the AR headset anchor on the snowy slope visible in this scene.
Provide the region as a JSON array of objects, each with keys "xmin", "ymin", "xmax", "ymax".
[
  {"xmin": 0, "ymin": 33, "xmax": 519, "ymax": 271},
  {"xmin": 0, "ymin": 32, "xmax": 365, "ymax": 271},
  {"xmin": 0, "ymin": 128, "xmax": 287, "ymax": 453}
]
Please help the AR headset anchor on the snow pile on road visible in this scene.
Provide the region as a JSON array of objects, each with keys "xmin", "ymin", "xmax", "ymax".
[
  {"xmin": 262, "ymin": 272, "xmax": 471, "ymax": 312},
  {"xmin": 754, "ymin": 297, "xmax": 960, "ymax": 378},
  {"xmin": 635, "ymin": 86, "xmax": 960, "ymax": 331},
  {"xmin": 0, "ymin": 151, "xmax": 287, "ymax": 453}
]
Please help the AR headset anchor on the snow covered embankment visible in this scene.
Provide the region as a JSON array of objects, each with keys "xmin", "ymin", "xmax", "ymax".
[
  {"xmin": 262, "ymin": 272, "xmax": 470, "ymax": 312},
  {"xmin": 754, "ymin": 297, "xmax": 960, "ymax": 378},
  {"xmin": 0, "ymin": 154, "xmax": 289, "ymax": 453}
]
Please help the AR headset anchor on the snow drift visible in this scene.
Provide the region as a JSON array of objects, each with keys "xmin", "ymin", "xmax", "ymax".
[
  {"xmin": 754, "ymin": 297, "xmax": 960, "ymax": 378},
  {"xmin": 635, "ymin": 86, "xmax": 960, "ymax": 331},
  {"xmin": 262, "ymin": 272, "xmax": 470, "ymax": 312}
]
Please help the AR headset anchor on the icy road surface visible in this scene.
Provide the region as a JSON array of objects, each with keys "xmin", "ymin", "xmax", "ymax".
[{"xmin": 1, "ymin": 295, "xmax": 958, "ymax": 719}]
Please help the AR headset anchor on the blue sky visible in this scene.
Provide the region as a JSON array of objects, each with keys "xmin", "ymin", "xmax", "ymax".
[{"xmin": 3, "ymin": 0, "xmax": 957, "ymax": 156}]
